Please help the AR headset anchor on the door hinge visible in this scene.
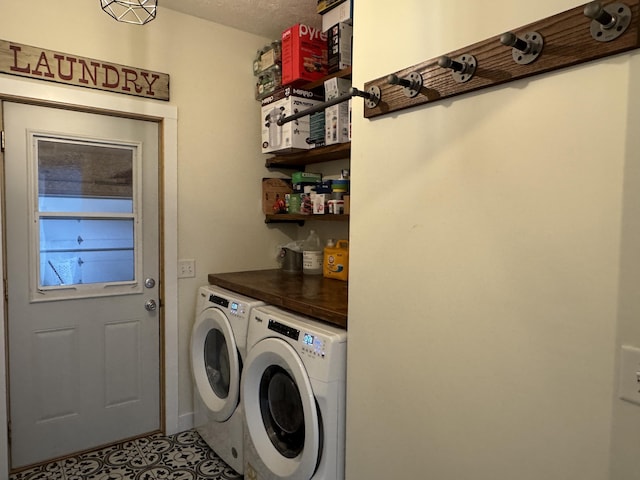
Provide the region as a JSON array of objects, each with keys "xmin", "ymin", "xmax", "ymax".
[{"xmin": 1, "ymin": 130, "xmax": 5, "ymax": 152}]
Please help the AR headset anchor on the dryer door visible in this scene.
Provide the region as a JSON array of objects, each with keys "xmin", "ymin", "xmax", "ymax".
[
  {"xmin": 191, "ymin": 307, "xmax": 240, "ymax": 422},
  {"xmin": 243, "ymin": 337, "xmax": 321, "ymax": 480}
]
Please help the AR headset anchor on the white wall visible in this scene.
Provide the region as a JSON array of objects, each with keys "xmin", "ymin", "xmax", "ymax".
[{"xmin": 347, "ymin": 1, "xmax": 640, "ymax": 479}]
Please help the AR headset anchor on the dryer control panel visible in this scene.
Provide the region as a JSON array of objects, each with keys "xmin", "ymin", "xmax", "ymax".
[
  {"xmin": 268, "ymin": 319, "xmax": 328, "ymax": 358},
  {"xmin": 209, "ymin": 294, "xmax": 246, "ymax": 317},
  {"xmin": 302, "ymin": 332, "xmax": 327, "ymax": 358},
  {"xmin": 268, "ymin": 319, "xmax": 299, "ymax": 340}
]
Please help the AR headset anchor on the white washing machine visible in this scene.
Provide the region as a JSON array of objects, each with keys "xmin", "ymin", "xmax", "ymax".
[
  {"xmin": 191, "ymin": 285, "xmax": 265, "ymax": 474},
  {"xmin": 242, "ymin": 305, "xmax": 347, "ymax": 480}
]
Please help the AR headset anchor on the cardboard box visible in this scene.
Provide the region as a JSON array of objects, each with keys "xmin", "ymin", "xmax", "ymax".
[
  {"xmin": 322, "ymin": 0, "xmax": 353, "ymax": 32},
  {"xmin": 281, "ymin": 24, "xmax": 328, "ymax": 85},
  {"xmin": 309, "ymin": 111, "xmax": 326, "ymax": 148},
  {"xmin": 262, "ymin": 178, "xmax": 293, "ymax": 214},
  {"xmin": 292, "ymin": 172, "xmax": 323, "ymax": 184},
  {"xmin": 328, "ymin": 22, "xmax": 352, "ymax": 73},
  {"xmin": 343, "ymin": 194, "xmax": 350, "ymax": 214},
  {"xmin": 324, "ymin": 77, "xmax": 351, "ymax": 146},
  {"xmin": 261, "ymin": 86, "xmax": 324, "ymax": 154},
  {"xmin": 324, "ymin": 77, "xmax": 351, "ymax": 101},
  {"xmin": 317, "ymin": 0, "xmax": 346, "ymax": 14},
  {"xmin": 325, "ymin": 102, "xmax": 350, "ymax": 145},
  {"xmin": 313, "ymin": 193, "xmax": 329, "ymax": 214}
]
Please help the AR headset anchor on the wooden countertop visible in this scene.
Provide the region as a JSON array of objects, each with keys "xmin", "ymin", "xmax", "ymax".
[{"xmin": 208, "ymin": 269, "xmax": 348, "ymax": 329}]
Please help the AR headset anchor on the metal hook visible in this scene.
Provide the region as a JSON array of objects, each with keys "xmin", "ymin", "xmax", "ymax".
[
  {"xmin": 583, "ymin": 1, "xmax": 631, "ymax": 42},
  {"xmin": 500, "ymin": 31, "xmax": 544, "ymax": 65},
  {"xmin": 349, "ymin": 86, "xmax": 381, "ymax": 109},
  {"xmin": 438, "ymin": 54, "xmax": 477, "ymax": 83},
  {"xmin": 386, "ymin": 72, "xmax": 423, "ymax": 98}
]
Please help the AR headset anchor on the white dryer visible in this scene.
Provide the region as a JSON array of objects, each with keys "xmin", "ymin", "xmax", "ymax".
[
  {"xmin": 191, "ymin": 285, "xmax": 265, "ymax": 474},
  {"xmin": 242, "ymin": 305, "xmax": 347, "ymax": 480}
]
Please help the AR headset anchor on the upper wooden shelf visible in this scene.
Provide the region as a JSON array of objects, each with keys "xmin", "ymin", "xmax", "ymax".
[
  {"xmin": 265, "ymin": 142, "xmax": 351, "ymax": 168},
  {"xmin": 302, "ymin": 66, "xmax": 352, "ymax": 91}
]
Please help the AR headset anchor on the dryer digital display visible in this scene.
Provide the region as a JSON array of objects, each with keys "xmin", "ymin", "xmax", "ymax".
[
  {"xmin": 303, "ymin": 333, "xmax": 315, "ymax": 345},
  {"xmin": 231, "ymin": 301, "xmax": 239, "ymax": 312}
]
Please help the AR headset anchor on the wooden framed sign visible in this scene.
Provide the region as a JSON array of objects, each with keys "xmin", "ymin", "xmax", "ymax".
[{"xmin": 0, "ymin": 39, "xmax": 170, "ymax": 101}]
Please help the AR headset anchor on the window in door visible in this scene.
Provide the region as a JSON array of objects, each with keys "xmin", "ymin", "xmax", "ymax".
[{"xmin": 30, "ymin": 135, "xmax": 143, "ymax": 301}]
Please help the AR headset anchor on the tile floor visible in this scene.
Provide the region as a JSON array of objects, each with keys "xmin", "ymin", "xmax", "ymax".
[{"xmin": 9, "ymin": 429, "xmax": 242, "ymax": 480}]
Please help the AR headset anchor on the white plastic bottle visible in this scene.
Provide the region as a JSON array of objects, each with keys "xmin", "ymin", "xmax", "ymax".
[{"xmin": 302, "ymin": 229, "xmax": 323, "ymax": 275}]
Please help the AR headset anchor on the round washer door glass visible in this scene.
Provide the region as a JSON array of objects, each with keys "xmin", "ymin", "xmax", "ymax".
[
  {"xmin": 191, "ymin": 308, "xmax": 240, "ymax": 422},
  {"xmin": 204, "ymin": 328, "xmax": 231, "ymax": 399},
  {"xmin": 260, "ymin": 365, "xmax": 305, "ymax": 458}
]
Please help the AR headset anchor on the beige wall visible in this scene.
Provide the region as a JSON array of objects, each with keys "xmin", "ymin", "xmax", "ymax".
[{"xmin": 348, "ymin": 1, "xmax": 639, "ymax": 479}]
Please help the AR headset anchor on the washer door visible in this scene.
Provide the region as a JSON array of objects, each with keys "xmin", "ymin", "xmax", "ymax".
[
  {"xmin": 191, "ymin": 307, "xmax": 240, "ymax": 422},
  {"xmin": 243, "ymin": 338, "xmax": 320, "ymax": 480}
]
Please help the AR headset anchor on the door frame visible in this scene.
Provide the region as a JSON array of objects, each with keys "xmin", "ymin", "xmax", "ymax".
[{"xmin": 0, "ymin": 75, "xmax": 179, "ymax": 476}]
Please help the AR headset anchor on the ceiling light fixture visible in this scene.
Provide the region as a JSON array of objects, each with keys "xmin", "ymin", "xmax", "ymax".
[{"xmin": 100, "ymin": 0, "xmax": 158, "ymax": 25}]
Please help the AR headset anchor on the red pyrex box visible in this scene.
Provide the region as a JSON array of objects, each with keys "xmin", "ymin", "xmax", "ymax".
[{"xmin": 281, "ymin": 24, "xmax": 328, "ymax": 85}]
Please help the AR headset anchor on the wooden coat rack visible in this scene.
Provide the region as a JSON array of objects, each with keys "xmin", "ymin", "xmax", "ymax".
[{"xmin": 360, "ymin": 0, "xmax": 640, "ymax": 119}]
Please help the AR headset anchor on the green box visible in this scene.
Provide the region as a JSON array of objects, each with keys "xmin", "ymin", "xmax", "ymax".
[{"xmin": 292, "ymin": 171, "xmax": 322, "ymax": 184}]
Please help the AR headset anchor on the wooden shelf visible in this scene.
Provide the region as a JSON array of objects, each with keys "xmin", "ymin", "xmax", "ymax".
[
  {"xmin": 301, "ymin": 66, "xmax": 352, "ymax": 91},
  {"xmin": 265, "ymin": 213, "xmax": 349, "ymax": 224},
  {"xmin": 265, "ymin": 142, "xmax": 351, "ymax": 168}
]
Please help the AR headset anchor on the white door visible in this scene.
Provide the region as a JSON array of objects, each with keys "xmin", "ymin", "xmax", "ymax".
[{"xmin": 3, "ymin": 101, "xmax": 161, "ymax": 469}]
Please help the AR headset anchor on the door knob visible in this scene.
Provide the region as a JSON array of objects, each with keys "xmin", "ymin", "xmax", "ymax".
[
  {"xmin": 145, "ymin": 299, "xmax": 157, "ymax": 311},
  {"xmin": 145, "ymin": 277, "xmax": 156, "ymax": 288}
]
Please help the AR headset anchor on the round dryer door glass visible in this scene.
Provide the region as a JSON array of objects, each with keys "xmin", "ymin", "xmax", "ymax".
[
  {"xmin": 259, "ymin": 365, "xmax": 305, "ymax": 458},
  {"xmin": 204, "ymin": 329, "xmax": 231, "ymax": 399}
]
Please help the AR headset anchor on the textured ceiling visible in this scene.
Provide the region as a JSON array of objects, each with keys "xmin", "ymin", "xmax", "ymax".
[{"xmin": 160, "ymin": 0, "xmax": 321, "ymax": 39}]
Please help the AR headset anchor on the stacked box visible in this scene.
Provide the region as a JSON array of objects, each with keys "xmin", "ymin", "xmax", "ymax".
[
  {"xmin": 324, "ymin": 77, "xmax": 352, "ymax": 146},
  {"xmin": 292, "ymin": 172, "xmax": 322, "ymax": 184},
  {"xmin": 262, "ymin": 178, "xmax": 292, "ymax": 214},
  {"xmin": 309, "ymin": 111, "xmax": 326, "ymax": 148},
  {"xmin": 281, "ymin": 24, "xmax": 328, "ymax": 85},
  {"xmin": 261, "ymin": 86, "xmax": 324, "ymax": 154},
  {"xmin": 254, "ymin": 41, "xmax": 282, "ymax": 100},
  {"xmin": 328, "ymin": 22, "xmax": 352, "ymax": 73},
  {"xmin": 317, "ymin": 0, "xmax": 346, "ymax": 14},
  {"xmin": 322, "ymin": 0, "xmax": 353, "ymax": 32},
  {"xmin": 324, "ymin": 77, "xmax": 351, "ymax": 101}
]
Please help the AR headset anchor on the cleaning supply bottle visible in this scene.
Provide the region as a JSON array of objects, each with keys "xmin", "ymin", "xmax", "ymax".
[
  {"xmin": 302, "ymin": 229, "xmax": 323, "ymax": 275},
  {"xmin": 323, "ymin": 239, "xmax": 349, "ymax": 281}
]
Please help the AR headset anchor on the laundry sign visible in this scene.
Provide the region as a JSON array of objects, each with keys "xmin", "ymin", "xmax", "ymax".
[{"xmin": 0, "ymin": 40, "xmax": 170, "ymax": 101}]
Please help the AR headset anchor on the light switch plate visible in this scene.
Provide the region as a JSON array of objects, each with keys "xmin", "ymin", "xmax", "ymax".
[{"xmin": 619, "ymin": 345, "xmax": 640, "ymax": 406}]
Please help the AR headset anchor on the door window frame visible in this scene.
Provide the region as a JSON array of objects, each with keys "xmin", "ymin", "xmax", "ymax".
[{"xmin": 29, "ymin": 132, "xmax": 144, "ymax": 301}]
